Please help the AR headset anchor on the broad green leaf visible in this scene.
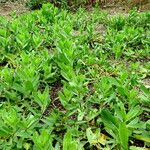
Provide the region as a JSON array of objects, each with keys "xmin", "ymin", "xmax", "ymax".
[
  {"xmin": 63, "ymin": 130, "xmax": 78, "ymax": 150},
  {"xmin": 126, "ymin": 105, "xmax": 142, "ymax": 122},
  {"xmin": 101, "ymin": 109, "xmax": 118, "ymax": 132},
  {"xmin": 130, "ymin": 146, "xmax": 149, "ymax": 150},
  {"xmin": 134, "ymin": 134, "xmax": 150, "ymax": 143},
  {"xmin": 119, "ymin": 122, "xmax": 128, "ymax": 150}
]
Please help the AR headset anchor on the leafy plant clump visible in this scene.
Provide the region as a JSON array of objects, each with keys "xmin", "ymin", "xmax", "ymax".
[
  {"xmin": 0, "ymin": 3, "xmax": 150, "ymax": 150},
  {"xmin": 26, "ymin": 0, "xmax": 99, "ymax": 10}
]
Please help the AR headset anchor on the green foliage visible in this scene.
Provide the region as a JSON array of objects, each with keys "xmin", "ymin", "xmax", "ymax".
[
  {"xmin": 26, "ymin": 0, "xmax": 87, "ymax": 10},
  {"xmin": 32, "ymin": 86, "xmax": 50, "ymax": 113},
  {"xmin": 26, "ymin": 0, "xmax": 48, "ymax": 10},
  {"xmin": 0, "ymin": 3, "xmax": 150, "ymax": 150},
  {"xmin": 32, "ymin": 129, "xmax": 54, "ymax": 150},
  {"xmin": 63, "ymin": 129, "xmax": 83, "ymax": 150}
]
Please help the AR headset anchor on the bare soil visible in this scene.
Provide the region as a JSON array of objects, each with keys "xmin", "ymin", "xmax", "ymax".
[
  {"xmin": 0, "ymin": 1, "xmax": 150, "ymax": 18},
  {"xmin": 0, "ymin": 1, "xmax": 28, "ymax": 18},
  {"xmin": 43, "ymin": 80, "xmax": 64, "ymax": 116},
  {"xmin": 143, "ymin": 77, "xmax": 150, "ymax": 89}
]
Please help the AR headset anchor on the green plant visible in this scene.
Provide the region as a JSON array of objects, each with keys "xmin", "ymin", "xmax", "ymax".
[
  {"xmin": 0, "ymin": 3, "xmax": 150, "ymax": 150},
  {"xmin": 63, "ymin": 129, "xmax": 84, "ymax": 150},
  {"xmin": 32, "ymin": 129, "xmax": 54, "ymax": 150},
  {"xmin": 101, "ymin": 103, "xmax": 144, "ymax": 150},
  {"xmin": 26, "ymin": 0, "xmax": 48, "ymax": 10}
]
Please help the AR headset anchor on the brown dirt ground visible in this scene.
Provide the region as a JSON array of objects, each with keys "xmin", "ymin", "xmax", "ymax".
[
  {"xmin": 0, "ymin": 1, "xmax": 150, "ymax": 18},
  {"xmin": 0, "ymin": 1, "xmax": 28, "ymax": 18},
  {"xmin": 143, "ymin": 77, "xmax": 150, "ymax": 89}
]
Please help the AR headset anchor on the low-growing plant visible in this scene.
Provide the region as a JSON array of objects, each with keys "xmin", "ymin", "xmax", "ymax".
[{"xmin": 0, "ymin": 3, "xmax": 150, "ymax": 150}]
